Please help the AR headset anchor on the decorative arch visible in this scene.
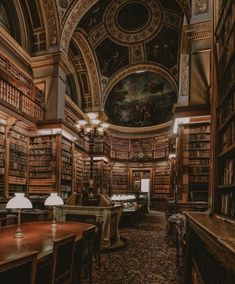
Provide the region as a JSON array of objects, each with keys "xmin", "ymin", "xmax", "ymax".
[
  {"xmin": 60, "ymin": 0, "xmax": 97, "ymax": 53},
  {"xmin": 73, "ymin": 32, "xmax": 101, "ymax": 110},
  {"xmin": 40, "ymin": 0, "xmax": 60, "ymax": 48}
]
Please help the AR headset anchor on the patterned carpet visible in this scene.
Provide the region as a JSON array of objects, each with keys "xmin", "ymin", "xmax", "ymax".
[{"xmin": 88, "ymin": 211, "xmax": 182, "ymax": 284}]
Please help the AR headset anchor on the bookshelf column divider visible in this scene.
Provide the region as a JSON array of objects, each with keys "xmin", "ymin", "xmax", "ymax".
[
  {"xmin": 4, "ymin": 127, "xmax": 10, "ymax": 197},
  {"xmin": 56, "ymin": 134, "xmax": 61, "ymax": 195}
]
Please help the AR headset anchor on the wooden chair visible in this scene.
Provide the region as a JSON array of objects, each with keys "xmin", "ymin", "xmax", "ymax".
[
  {"xmin": 93, "ymin": 222, "xmax": 103, "ymax": 268},
  {"xmin": 73, "ymin": 226, "xmax": 96, "ymax": 284},
  {"xmin": 51, "ymin": 234, "xmax": 76, "ymax": 284},
  {"xmin": 0, "ymin": 251, "xmax": 38, "ymax": 284},
  {"xmin": 36, "ymin": 234, "xmax": 76, "ymax": 284}
]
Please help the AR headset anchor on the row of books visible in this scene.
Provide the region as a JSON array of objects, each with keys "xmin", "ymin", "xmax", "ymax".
[
  {"xmin": 189, "ymin": 166, "xmax": 209, "ymax": 174},
  {"xmin": 218, "ymin": 58, "xmax": 235, "ymax": 100},
  {"xmin": 29, "ymin": 173, "xmax": 53, "ymax": 178},
  {"xmin": 28, "ymin": 166, "xmax": 54, "ymax": 172},
  {"xmin": 222, "ymin": 159, "xmax": 235, "ymax": 185},
  {"xmin": 220, "ymin": 119, "xmax": 235, "ymax": 152},
  {"xmin": 30, "ymin": 136, "xmax": 55, "ymax": 143},
  {"xmin": 185, "ymin": 142, "xmax": 210, "ymax": 149},
  {"xmin": 221, "ymin": 192, "xmax": 235, "ymax": 216},
  {"xmin": 218, "ymin": 25, "xmax": 234, "ymax": 77},
  {"xmin": 29, "ymin": 160, "xmax": 55, "ymax": 166},
  {"xmin": 219, "ymin": 92, "xmax": 235, "ymax": 125},
  {"xmin": 189, "ymin": 175, "xmax": 209, "ymax": 182},
  {"xmin": 183, "ymin": 125, "xmax": 210, "ymax": 134},
  {"xmin": 0, "ymin": 79, "xmax": 20, "ymax": 108},
  {"xmin": 189, "ymin": 158, "xmax": 209, "ymax": 165},
  {"xmin": 187, "ymin": 133, "xmax": 210, "ymax": 141},
  {"xmin": 29, "ymin": 142, "xmax": 55, "ymax": 149}
]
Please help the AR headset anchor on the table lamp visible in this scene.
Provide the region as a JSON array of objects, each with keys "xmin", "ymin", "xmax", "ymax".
[
  {"xmin": 6, "ymin": 193, "xmax": 33, "ymax": 238},
  {"xmin": 44, "ymin": 193, "xmax": 64, "ymax": 228}
]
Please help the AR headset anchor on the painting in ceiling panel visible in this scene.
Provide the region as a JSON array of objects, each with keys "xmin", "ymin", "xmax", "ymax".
[
  {"xmin": 146, "ymin": 26, "xmax": 180, "ymax": 71},
  {"xmin": 73, "ymin": 0, "xmax": 184, "ymax": 125},
  {"xmin": 77, "ymin": 0, "xmax": 110, "ymax": 35},
  {"xmin": 96, "ymin": 38, "xmax": 129, "ymax": 77},
  {"xmin": 104, "ymin": 71, "xmax": 177, "ymax": 127}
]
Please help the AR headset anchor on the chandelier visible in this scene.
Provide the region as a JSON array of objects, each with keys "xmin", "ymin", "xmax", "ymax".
[
  {"xmin": 75, "ymin": 112, "xmax": 109, "ymax": 190},
  {"xmin": 75, "ymin": 112, "xmax": 109, "ymax": 140}
]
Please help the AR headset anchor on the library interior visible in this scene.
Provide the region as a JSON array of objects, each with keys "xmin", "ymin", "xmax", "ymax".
[{"xmin": 0, "ymin": 0, "xmax": 234, "ymax": 283}]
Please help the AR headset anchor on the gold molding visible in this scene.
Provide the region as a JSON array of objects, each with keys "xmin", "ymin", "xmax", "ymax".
[{"xmin": 181, "ymin": 21, "xmax": 212, "ymax": 53}]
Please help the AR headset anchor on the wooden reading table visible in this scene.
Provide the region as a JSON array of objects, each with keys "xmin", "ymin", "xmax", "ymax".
[{"xmin": 0, "ymin": 221, "xmax": 94, "ymax": 264}]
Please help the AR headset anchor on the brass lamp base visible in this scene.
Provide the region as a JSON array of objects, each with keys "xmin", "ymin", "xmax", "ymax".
[{"xmin": 14, "ymin": 229, "xmax": 23, "ymax": 238}]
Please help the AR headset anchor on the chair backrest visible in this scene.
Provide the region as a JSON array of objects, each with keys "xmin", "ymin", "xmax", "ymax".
[
  {"xmin": 74, "ymin": 226, "xmax": 96, "ymax": 270},
  {"xmin": 0, "ymin": 251, "xmax": 38, "ymax": 284},
  {"xmin": 51, "ymin": 234, "xmax": 76, "ymax": 284}
]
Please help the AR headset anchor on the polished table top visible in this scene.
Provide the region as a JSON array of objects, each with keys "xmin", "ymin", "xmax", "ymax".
[{"xmin": 0, "ymin": 221, "xmax": 94, "ymax": 265}]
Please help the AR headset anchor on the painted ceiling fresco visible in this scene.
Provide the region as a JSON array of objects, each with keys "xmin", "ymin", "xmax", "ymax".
[
  {"xmin": 104, "ymin": 72, "xmax": 177, "ymax": 127},
  {"xmin": 74, "ymin": 0, "xmax": 183, "ymax": 127}
]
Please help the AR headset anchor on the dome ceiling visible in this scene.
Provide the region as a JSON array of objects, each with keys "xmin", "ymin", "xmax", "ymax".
[{"xmin": 73, "ymin": 0, "xmax": 183, "ymax": 128}]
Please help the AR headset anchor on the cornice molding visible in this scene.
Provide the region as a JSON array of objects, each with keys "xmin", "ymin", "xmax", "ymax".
[
  {"xmin": 181, "ymin": 21, "xmax": 212, "ymax": 53},
  {"xmin": 108, "ymin": 121, "xmax": 172, "ymax": 137},
  {"xmin": 0, "ymin": 27, "xmax": 31, "ymax": 69}
]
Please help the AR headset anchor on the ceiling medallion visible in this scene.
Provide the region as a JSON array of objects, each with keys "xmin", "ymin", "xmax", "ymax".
[{"xmin": 105, "ymin": 0, "xmax": 162, "ymax": 44}]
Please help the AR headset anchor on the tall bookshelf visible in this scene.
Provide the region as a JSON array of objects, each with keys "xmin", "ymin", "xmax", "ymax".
[
  {"xmin": 152, "ymin": 161, "xmax": 171, "ymax": 210},
  {"xmin": 0, "ymin": 123, "xmax": 5, "ymax": 196},
  {"xmin": 215, "ymin": 0, "xmax": 235, "ymax": 218},
  {"xmin": 74, "ymin": 149, "xmax": 84, "ymax": 193},
  {"xmin": 28, "ymin": 135, "xmax": 57, "ymax": 195},
  {"xmin": 8, "ymin": 130, "xmax": 28, "ymax": 195},
  {"xmin": 60, "ymin": 137, "xmax": 74, "ymax": 199},
  {"xmin": 176, "ymin": 122, "xmax": 210, "ymax": 202},
  {"xmin": 111, "ymin": 163, "xmax": 129, "ymax": 193}
]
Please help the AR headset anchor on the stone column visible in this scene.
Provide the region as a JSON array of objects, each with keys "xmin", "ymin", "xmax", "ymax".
[{"xmin": 31, "ymin": 53, "xmax": 69, "ymax": 121}]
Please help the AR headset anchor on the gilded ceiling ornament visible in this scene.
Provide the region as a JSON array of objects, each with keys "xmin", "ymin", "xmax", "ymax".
[
  {"xmin": 61, "ymin": 0, "xmax": 96, "ymax": 52},
  {"xmin": 42, "ymin": 0, "xmax": 58, "ymax": 46},
  {"xmin": 195, "ymin": 0, "xmax": 208, "ymax": 15},
  {"xmin": 105, "ymin": 0, "xmax": 162, "ymax": 44},
  {"xmin": 74, "ymin": 33, "xmax": 100, "ymax": 108}
]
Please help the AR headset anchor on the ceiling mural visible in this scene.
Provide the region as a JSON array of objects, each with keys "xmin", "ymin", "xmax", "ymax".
[
  {"xmin": 104, "ymin": 72, "xmax": 177, "ymax": 127},
  {"xmin": 72, "ymin": 0, "xmax": 183, "ymax": 127}
]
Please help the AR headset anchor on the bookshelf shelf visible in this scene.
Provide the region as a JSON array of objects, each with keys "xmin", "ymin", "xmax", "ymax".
[
  {"xmin": 8, "ymin": 130, "xmax": 28, "ymax": 195},
  {"xmin": 28, "ymin": 135, "xmax": 57, "ymax": 195},
  {"xmin": 176, "ymin": 122, "xmax": 210, "ymax": 202},
  {"xmin": 215, "ymin": 0, "xmax": 235, "ymax": 219}
]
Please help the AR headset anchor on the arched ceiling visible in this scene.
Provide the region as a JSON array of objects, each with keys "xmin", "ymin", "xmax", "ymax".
[{"xmin": 69, "ymin": 0, "xmax": 184, "ymax": 128}]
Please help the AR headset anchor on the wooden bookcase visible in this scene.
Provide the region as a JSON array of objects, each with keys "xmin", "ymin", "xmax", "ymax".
[
  {"xmin": 151, "ymin": 161, "xmax": 171, "ymax": 211},
  {"xmin": 74, "ymin": 148, "xmax": 84, "ymax": 193},
  {"xmin": 8, "ymin": 130, "xmax": 28, "ymax": 196},
  {"xmin": 176, "ymin": 122, "xmax": 210, "ymax": 202},
  {"xmin": 28, "ymin": 135, "xmax": 75, "ymax": 200},
  {"xmin": 59, "ymin": 137, "xmax": 74, "ymax": 199},
  {"xmin": 215, "ymin": 0, "xmax": 235, "ymax": 218},
  {"xmin": 111, "ymin": 163, "xmax": 129, "ymax": 193},
  {"xmin": 28, "ymin": 135, "xmax": 57, "ymax": 195},
  {"xmin": 0, "ymin": 123, "xmax": 5, "ymax": 196}
]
